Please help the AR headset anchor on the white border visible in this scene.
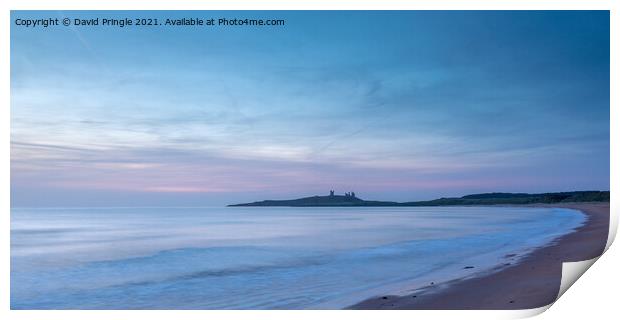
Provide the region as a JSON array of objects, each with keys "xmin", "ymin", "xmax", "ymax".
[
  {"xmin": 2, "ymin": 1, "xmax": 617, "ymax": 319},
  {"xmin": 0, "ymin": 0, "xmax": 617, "ymax": 10}
]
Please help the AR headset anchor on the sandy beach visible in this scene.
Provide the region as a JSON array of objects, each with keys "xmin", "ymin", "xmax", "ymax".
[{"xmin": 350, "ymin": 202, "xmax": 610, "ymax": 310}]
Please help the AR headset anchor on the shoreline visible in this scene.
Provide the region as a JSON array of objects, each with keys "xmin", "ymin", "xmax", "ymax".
[{"xmin": 349, "ymin": 202, "xmax": 610, "ymax": 310}]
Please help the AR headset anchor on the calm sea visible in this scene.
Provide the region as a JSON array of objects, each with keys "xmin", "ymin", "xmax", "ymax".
[{"xmin": 11, "ymin": 206, "xmax": 584, "ymax": 309}]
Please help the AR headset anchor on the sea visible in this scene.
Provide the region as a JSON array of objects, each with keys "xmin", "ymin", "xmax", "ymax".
[{"xmin": 10, "ymin": 206, "xmax": 585, "ymax": 309}]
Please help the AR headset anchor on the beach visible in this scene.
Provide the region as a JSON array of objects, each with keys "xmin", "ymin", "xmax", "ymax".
[{"xmin": 350, "ymin": 202, "xmax": 610, "ymax": 310}]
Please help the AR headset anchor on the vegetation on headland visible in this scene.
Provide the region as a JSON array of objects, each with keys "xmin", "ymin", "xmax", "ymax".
[{"xmin": 228, "ymin": 191, "xmax": 610, "ymax": 207}]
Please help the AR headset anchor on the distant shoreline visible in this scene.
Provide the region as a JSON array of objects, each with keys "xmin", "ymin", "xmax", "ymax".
[
  {"xmin": 349, "ymin": 202, "xmax": 610, "ymax": 310},
  {"xmin": 228, "ymin": 191, "xmax": 610, "ymax": 207}
]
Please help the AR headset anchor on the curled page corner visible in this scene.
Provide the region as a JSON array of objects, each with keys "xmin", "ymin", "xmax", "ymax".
[
  {"xmin": 557, "ymin": 257, "xmax": 600, "ymax": 300},
  {"xmin": 510, "ymin": 256, "xmax": 602, "ymax": 319},
  {"xmin": 512, "ymin": 305, "xmax": 551, "ymax": 319},
  {"xmin": 605, "ymin": 205, "xmax": 618, "ymax": 251}
]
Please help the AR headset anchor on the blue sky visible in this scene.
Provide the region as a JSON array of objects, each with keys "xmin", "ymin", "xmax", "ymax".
[{"xmin": 11, "ymin": 11, "xmax": 610, "ymax": 206}]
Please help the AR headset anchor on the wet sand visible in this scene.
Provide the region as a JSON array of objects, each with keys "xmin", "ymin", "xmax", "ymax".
[{"xmin": 350, "ymin": 203, "xmax": 610, "ymax": 310}]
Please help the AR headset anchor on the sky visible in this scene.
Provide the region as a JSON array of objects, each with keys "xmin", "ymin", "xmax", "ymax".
[{"xmin": 10, "ymin": 11, "xmax": 610, "ymax": 207}]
